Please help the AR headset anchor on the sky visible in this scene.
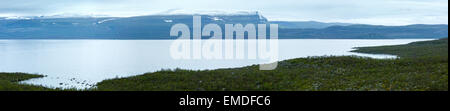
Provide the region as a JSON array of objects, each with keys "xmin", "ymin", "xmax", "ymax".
[{"xmin": 0, "ymin": 0, "xmax": 448, "ymax": 25}]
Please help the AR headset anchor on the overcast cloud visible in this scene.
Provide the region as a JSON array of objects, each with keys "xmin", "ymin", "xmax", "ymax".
[{"xmin": 0, "ymin": 0, "xmax": 447, "ymax": 25}]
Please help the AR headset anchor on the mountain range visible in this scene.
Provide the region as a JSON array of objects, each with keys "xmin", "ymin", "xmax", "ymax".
[{"xmin": 0, "ymin": 13, "xmax": 447, "ymax": 39}]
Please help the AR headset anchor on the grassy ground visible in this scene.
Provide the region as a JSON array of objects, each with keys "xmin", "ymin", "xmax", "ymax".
[
  {"xmin": 94, "ymin": 38, "xmax": 448, "ymax": 91},
  {"xmin": 352, "ymin": 38, "xmax": 448, "ymax": 59},
  {"xmin": 0, "ymin": 73, "xmax": 55, "ymax": 91},
  {"xmin": 1, "ymin": 38, "xmax": 447, "ymax": 91}
]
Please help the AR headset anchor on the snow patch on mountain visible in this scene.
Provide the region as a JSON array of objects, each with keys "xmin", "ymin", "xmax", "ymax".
[
  {"xmin": 43, "ymin": 13, "xmax": 111, "ymax": 18},
  {"xmin": 4, "ymin": 16, "xmax": 32, "ymax": 20},
  {"xmin": 209, "ymin": 17, "xmax": 224, "ymax": 21},
  {"xmin": 156, "ymin": 9, "xmax": 263, "ymax": 16},
  {"xmin": 1, "ymin": 13, "xmax": 112, "ymax": 20},
  {"xmin": 164, "ymin": 19, "xmax": 173, "ymax": 23},
  {"xmin": 97, "ymin": 18, "xmax": 116, "ymax": 24}
]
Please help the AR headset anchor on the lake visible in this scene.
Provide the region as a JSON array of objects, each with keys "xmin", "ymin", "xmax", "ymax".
[{"xmin": 0, "ymin": 39, "xmax": 431, "ymax": 89}]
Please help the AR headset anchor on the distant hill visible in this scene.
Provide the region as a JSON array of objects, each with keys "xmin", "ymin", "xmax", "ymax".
[
  {"xmin": 0, "ymin": 13, "xmax": 448, "ymax": 39},
  {"xmin": 270, "ymin": 21, "xmax": 353, "ymax": 29},
  {"xmin": 279, "ymin": 24, "xmax": 448, "ymax": 39}
]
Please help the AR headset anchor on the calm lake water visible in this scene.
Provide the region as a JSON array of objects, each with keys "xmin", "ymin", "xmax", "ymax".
[{"xmin": 0, "ymin": 39, "xmax": 431, "ymax": 89}]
